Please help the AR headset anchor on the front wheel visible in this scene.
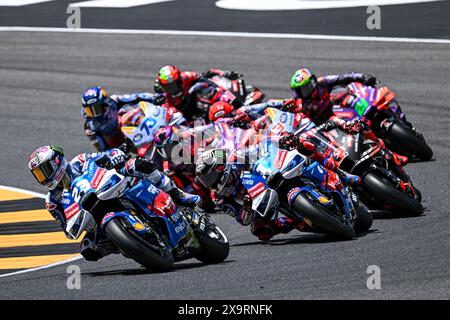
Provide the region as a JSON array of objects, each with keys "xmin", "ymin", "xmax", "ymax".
[
  {"xmin": 291, "ymin": 193, "xmax": 355, "ymax": 240},
  {"xmin": 386, "ymin": 122, "xmax": 433, "ymax": 161},
  {"xmin": 354, "ymin": 202, "xmax": 373, "ymax": 234},
  {"xmin": 363, "ymin": 172, "xmax": 423, "ymax": 216},
  {"xmin": 104, "ymin": 218, "xmax": 174, "ymax": 271},
  {"xmin": 194, "ymin": 217, "xmax": 229, "ymax": 264}
]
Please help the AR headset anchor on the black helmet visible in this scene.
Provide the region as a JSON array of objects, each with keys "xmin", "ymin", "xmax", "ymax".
[{"xmin": 195, "ymin": 149, "xmax": 232, "ymax": 193}]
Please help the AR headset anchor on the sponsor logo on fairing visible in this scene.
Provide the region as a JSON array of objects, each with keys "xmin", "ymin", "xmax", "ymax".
[
  {"xmin": 91, "ymin": 168, "xmax": 107, "ymax": 189},
  {"xmin": 248, "ymin": 182, "xmax": 266, "ymax": 198},
  {"xmin": 64, "ymin": 203, "xmax": 80, "ymax": 220},
  {"xmin": 275, "ymin": 150, "xmax": 288, "ymax": 169}
]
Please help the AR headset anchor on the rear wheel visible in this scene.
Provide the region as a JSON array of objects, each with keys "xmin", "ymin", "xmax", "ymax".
[
  {"xmin": 291, "ymin": 193, "xmax": 355, "ymax": 240},
  {"xmin": 104, "ymin": 218, "xmax": 174, "ymax": 271},
  {"xmin": 363, "ymin": 172, "xmax": 423, "ymax": 216},
  {"xmin": 387, "ymin": 122, "xmax": 433, "ymax": 161}
]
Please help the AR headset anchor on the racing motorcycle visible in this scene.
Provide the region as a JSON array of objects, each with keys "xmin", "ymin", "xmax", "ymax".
[
  {"xmin": 119, "ymin": 101, "xmax": 186, "ymax": 160},
  {"xmin": 264, "ymin": 107, "xmax": 423, "ymax": 216},
  {"xmin": 333, "ymin": 82, "xmax": 433, "ymax": 161},
  {"xmin": 188, "ymin": 74, "xmax": 265, "ymax": 122},
  {"xmin": 62, "ymin": 154, "xmax": 229, "ymax": 271},
  {"xmin": 119, "ymin": 102, "xmax": 216, "ymax": 211},
  {"xmin": 241, "ymin": 140, "xmax": 372, "ymax": 239},
  {"xmin": 210, "ymin": 121, "xmax": 372, "ymax": 238}
]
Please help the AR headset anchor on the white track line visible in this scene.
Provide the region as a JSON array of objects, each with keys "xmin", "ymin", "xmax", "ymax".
[
  {"xmin": 0, "ymin": 184, "xmax": 46, "ymax": 199},
  {"xmin": 216, "ymin": 0, "xmax": 443, "ymax": 11},
  {"xmin": 0, "ymin": 185, "xmax": 83, "ymax": 279},
  {"xmin": 0, "ymin": 255, "xmax": 82, "ymax": 279},
  {"xmin": 69, "ymin": 0, "xmax": 174, "ymax": 8},
  {"xmin": 0, "ymin": 27, "xmax": 449, "ymax": 44},
  {"xmin": 0, "ymin": 0, "xmax": 53, "ymax": 6}
]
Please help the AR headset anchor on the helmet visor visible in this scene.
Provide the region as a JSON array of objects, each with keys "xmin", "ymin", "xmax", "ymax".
[
  {"xmin": 84, "ymin": 101, "xmax": 105, "ymax": 118},
  {"xmin": 162, "ymin": 80, "xmax": 182, "ymax": 97},
  {"xmin": 294, "ymin": 76, "xmax": 317, "ymax": 99},
  {"xmin": 31, "ymin": 160, "xmax": 55, "ymax": 185}
]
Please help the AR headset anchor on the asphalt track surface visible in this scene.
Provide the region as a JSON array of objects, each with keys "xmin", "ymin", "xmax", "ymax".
[
  {"xmin": 1, "ymin": 0, "xmax": 450, "ymax": 38},
  {"xmin": 0, "ymin": 30, "xmax": 449, "ymax": 299}
]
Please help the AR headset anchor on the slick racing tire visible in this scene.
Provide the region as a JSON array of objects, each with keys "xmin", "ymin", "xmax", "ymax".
[
  {"xmin": 292, "ymin": 193, "xmax": 355, "ymax": 240},
  {"xmin": 104, "ymin": 218, "xmax": 174, "ymax": 271},
  {"xmin": 363, "ymin": 172, "xmax": 424, "ymax": 216},
  {"xmin": 354, "ymin": 202, "xmax": 373, "ymax": 234},
  {"xmin": 194, "ymin": 220, "xmax": 229, "ymax": 264},
  {"xmin": 387, "ymin": 122, "xmax": 433, "ymax": 161}
]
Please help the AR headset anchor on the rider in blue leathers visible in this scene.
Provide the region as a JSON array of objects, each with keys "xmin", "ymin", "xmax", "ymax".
[
  {"xmin": 81, "ymin": 86, "xmax": 166, "ymax": 151},
  {"xmin": 28, "ymin": 145, "xmax": 200, "ymax": 261}
]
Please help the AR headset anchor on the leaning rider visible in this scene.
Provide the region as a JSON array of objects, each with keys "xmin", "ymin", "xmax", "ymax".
[{"xmin": 28, "ymin": 145, "xmax": 199, "ymax": 261}]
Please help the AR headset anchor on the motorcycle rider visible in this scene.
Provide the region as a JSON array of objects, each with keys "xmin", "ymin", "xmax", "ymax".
[
  {"xmin": 154, "ymin": 65, "xmax": 242, "ymax": 122},
  {"xmin": 207, "ymin": 100, "xmax": 364, "ymax": 187},
  {"xmin": 289, "ymin": 68, "xmax": 408, "ymax": 165},
  {"xmin": 82, "ymin": 86, "xmax": 166, "ymax": 151},
  {"xmin": 195, "ymin": 148, "xmax": 309, "ymax": 241},
  {"xmin": 28, "ymin": 145, "xmax": 200, "ymax": 261}
]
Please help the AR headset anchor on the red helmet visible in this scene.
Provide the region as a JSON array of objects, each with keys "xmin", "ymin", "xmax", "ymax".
[
  {"xmin": 209, "ymin": 102, "xmax": 235, "ymax": 122},
  {"xmin": 156, "ymin": 65, "xmax": 183, "ymax": 97}
]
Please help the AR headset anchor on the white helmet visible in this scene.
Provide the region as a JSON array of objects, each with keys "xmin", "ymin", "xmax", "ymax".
[{"xmin": 28, "ymin": 145, "xmax": 69, "ymax": 190}]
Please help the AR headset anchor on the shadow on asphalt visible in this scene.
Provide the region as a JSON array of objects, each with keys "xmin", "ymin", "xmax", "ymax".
[
  {"xmin": 371, "ymin": 211, "xmax": 427, "ymax": 220},
  {"xmin": 232, "ymin": 230, "xmax": 379, "ymax": 247},
  {"xmin": 83, "ymin": 260, "xmax": 235, "ymax": 277}
]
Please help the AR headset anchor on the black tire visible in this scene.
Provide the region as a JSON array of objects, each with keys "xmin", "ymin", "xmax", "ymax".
[
  {"xmin": 363, "ymin": 172, "xmax": 423, "ymax": 216},
  {"xmin": 292, "ymin": 193, "xmax": 355, "ymax": 240},
  {"xmin": 388, "ymin": 122, "xmax": 433, "ymax": 161},
  {"xmin": 104, "ymin": 218, "xmax": 174, "ymax": 271},
  {"xmin": 195, "ymin": 223, "xmax": 229, "ymax": 264},
  {"xmin": 354, "ymin": 202, "xmax": 373, "ymax": 234}
]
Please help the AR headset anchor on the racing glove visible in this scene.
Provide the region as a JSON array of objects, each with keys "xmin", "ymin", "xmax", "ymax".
[
  {"xmin": 105, "ymin": 149, "xmax": 128, "ymax": 169},
  {"xmin": 279, "ymin": 98, "xmax": 297, "ymax": 112},
  {"xmin": 152, "ymin": 94, "xmax": 166, "ymax": 105},
  {"xmin": 278, "ymin": 133, "xmax": 316, "ymax": 156},
  {"xmin": 362, "ymin": 73, "xmax": 377, "ymax": 87}
]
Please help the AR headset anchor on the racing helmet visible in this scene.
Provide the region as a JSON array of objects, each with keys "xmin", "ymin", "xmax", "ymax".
[
  {"xmin": 195, "ymin": 149, "xmax": 233, "ymax": 193},
  {"xmin": 154, "ymin": 126, "xmax": 179, "ymax": 160},
  {"xmin": 82, "ymin": 86, "xmax": 110, "ymax": 118},
  {"xmin": 208, "ymin": 101, "xmax": 235, "ymax": 122},
  {"xmin": 290, "ymin": 68, "xmax": 318, "ymax": 100},
  {"xmin": 156, "ymin": 65, "xmax": 183, "ymax": 97},
  {"xmin": 28, "ymin": 145, "xmax": 70, "ymax": 190}
]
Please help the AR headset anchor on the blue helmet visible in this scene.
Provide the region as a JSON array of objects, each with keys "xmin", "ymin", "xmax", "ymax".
[{"xmin": 81, "ymin": 86, "xmax": 110, "ymax": 118}]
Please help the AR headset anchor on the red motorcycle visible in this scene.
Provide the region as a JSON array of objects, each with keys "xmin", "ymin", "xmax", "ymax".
[{"xmin": 333, "ymin": 82, "xmax": 433, "ymax": 161}]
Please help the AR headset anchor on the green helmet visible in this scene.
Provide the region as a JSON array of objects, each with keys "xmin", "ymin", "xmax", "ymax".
[{"xmin": 290, "ymin": 68, "xmax": 318, "ymax": 100}]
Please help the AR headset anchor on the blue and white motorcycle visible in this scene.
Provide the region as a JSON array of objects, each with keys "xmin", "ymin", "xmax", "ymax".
[
  {"xmin": 240, "ymin": 140, "xmax": 372, "ymax": 239},
  {"xmin": 62, "ymin": 154, "xmax": 229, "ymax": 271}
]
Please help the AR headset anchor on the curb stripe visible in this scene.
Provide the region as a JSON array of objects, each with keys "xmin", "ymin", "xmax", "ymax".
[
  {"xmin": 0, "ymin": 186, "xmax": 83, "ymax": 278},
  {"xmin": 0, "ymin": 199, "xmax": 46, "ymax": 213},
  {"xmin": 0, "ymin": 209, "xmax": 53, "ymax": 224},
  {"xmin": 0, "ymin": 254, "xmax": 79, "ymax": 270},
  {"xmin": 0, "ymin": 231, "xmax": 81, "ymax": 248},
  {"xmin": 0, "ymin": 220, "xmax": 61, "ymax": 235},
  {"xmin": 0, "ymin": 243, "xmax": 79, "ymax": 258}
]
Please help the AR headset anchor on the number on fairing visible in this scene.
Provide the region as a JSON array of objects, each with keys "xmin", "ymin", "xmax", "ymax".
[
  {"xmin": 139, "ymin": 117, "xmax": 157, "ymax": 135},
  {"xmin": 72, "ymin": 180, "xmax": 90, "ymax": 203}
]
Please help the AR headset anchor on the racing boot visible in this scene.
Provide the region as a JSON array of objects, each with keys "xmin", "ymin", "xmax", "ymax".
[
  {"xmin": 336, "ymin": 168, "xmax": 361, "ymax": 189},
  {"xmin": 168, "ymin": 186, "xmax": 201, "ymax": 208},
  {"xmin": 79, "ymin": 230, "xmax": 119, "ymax": 261}
]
